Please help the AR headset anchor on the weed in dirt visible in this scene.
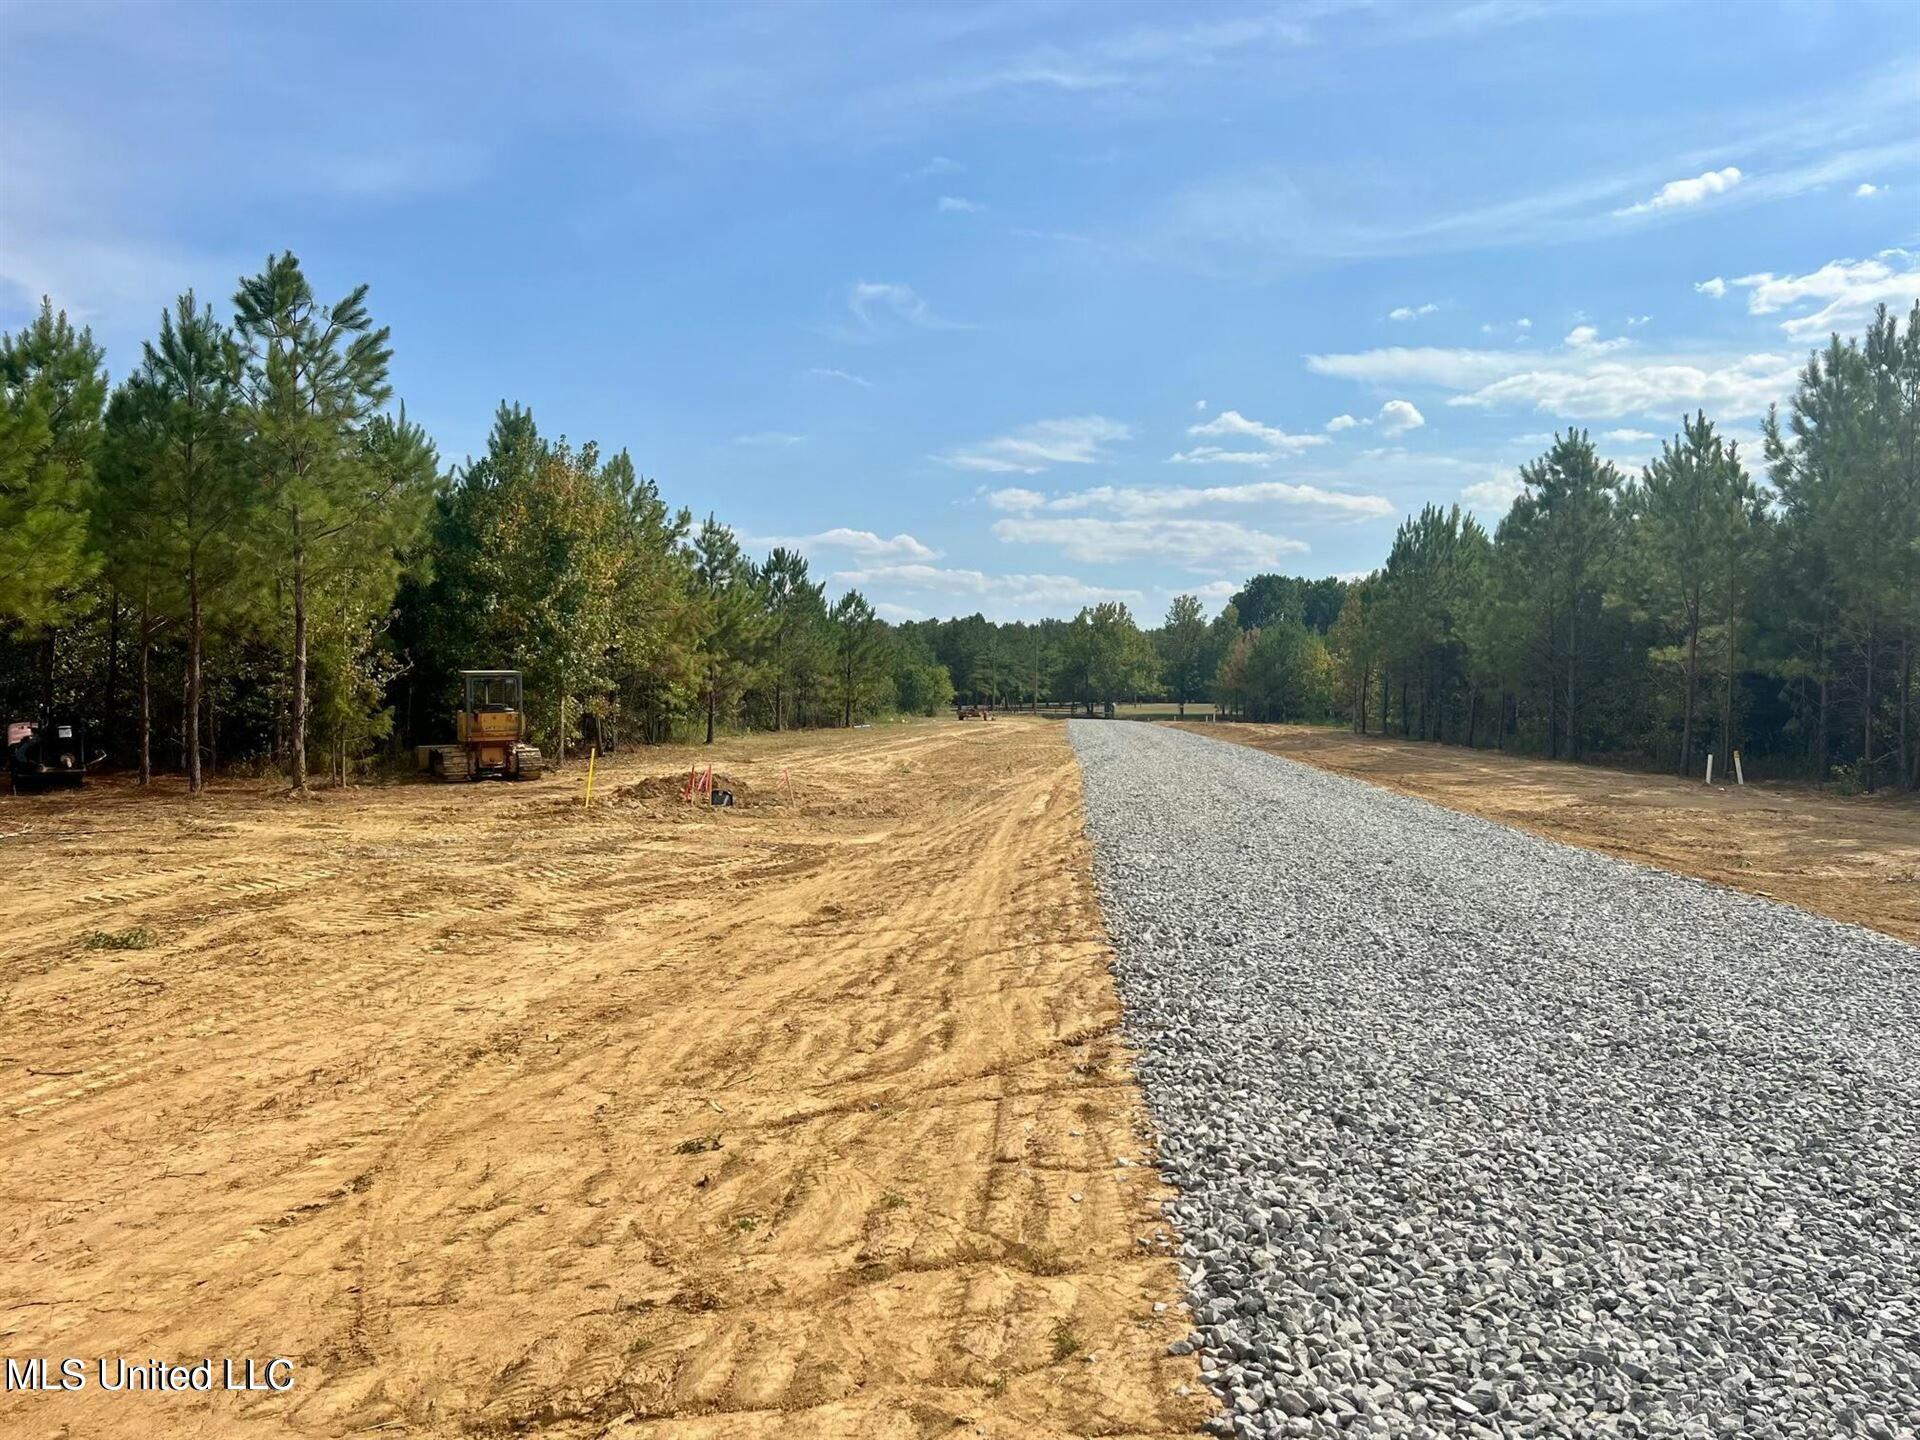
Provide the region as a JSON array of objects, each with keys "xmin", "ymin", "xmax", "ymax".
[
  {"xmin": 628, "ymin": 1336, "xmax": 652, "ymax": 1355},
  {"xmin": 733, "ymin": 1213, "xmax": 760, "ymax": 1233},
  {"xmin": 881, "ymin": 1190, "xmax": 907, "ymax": 1210},
  {"xmin": 674, "ymin": 1135, "xmax": 722, "ymax": 1155},
  {"xmin": 83, "ymin": 926, "xmax": 155, "ymax": 952},
  {"xmin": 1050, "ymin": 1320, "xmax": 1082, "ymax": 1362}
]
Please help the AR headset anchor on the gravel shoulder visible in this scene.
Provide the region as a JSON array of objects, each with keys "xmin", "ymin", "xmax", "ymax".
[{"xmin": 1072, "ymin": 719, "xmax": 1920, "ymax": 1440}]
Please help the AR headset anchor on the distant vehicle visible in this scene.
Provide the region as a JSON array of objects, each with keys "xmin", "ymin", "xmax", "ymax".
[
  {"xmin": 9, "ymin": 719, "xmax": 107, "ymax": 793},
  {"xmin": 416, "ymin": 669, "xmax": 545, "ymax": 782}
]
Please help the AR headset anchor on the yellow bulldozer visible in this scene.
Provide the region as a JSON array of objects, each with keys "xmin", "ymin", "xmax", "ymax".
[{"xmin": 417, "ymin": 670, "xmax": 546, "ymax": 781}]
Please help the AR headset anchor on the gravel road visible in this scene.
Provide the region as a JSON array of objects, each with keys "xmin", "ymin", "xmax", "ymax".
[{"xmin": 1071, "ymin": 720, "xmax": 1920, "ymax": 1440}]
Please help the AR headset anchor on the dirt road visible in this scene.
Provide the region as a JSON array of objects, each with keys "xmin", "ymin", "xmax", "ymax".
[
  {"xmin": 0, "ymin": 720, "xmax": 1205, "ymax": 1439},
  {"xmin": 1182, "ymin": 723, "xmax": 1920, "ymax": 946}
]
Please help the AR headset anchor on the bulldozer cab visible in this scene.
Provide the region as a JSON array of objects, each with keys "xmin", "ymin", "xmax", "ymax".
[
  {"xmin": 456, "ymin": 670, "xmax": 525, "ymax": 747},
  {"xmin": 463, "ymin": 670, "xmax": 522, "ymax": 714}
]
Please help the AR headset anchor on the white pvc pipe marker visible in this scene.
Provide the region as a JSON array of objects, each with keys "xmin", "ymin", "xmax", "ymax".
[{"xmin": 1705, "ymin": 753, "xmax": 1714, "ymax": 786}]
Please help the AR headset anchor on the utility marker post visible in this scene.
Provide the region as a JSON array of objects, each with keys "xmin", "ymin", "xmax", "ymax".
[{"xmin": 1705, "ymin": 753, "xmax": 1714, "ymax": 786}]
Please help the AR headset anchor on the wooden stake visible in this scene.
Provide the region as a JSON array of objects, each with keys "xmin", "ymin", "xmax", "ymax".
[{"xmin": 583, "ymin": 747, "xmax": 598, "ymax": 809}]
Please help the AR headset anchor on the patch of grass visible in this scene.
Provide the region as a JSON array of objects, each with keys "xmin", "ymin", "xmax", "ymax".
[
  {"xmin": 733, "ymin": 1213, "xmax": 760, "ymax": 1233},
  {"xmin": 83, "ymin": 926, "xmax": 155, "ymax": 952},
  {"xmin": 1050, "ymin": 1320, "xmax": 1082, "ymax": 1362},
  {"xmin": 881, "ymin": 1190, "xmax": 908, "ymax": 1211},
  {"xmin": 674, "ymin": 1135, "xmax": 722, "ymax": 1155},
  {"xmin": 628, "ymin": 1336, "xmax": 652, "ymax": 1355}
]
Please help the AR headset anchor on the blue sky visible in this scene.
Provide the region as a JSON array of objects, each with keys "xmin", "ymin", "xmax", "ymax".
[{"xmin": 4, "ymin": 1, "xmax": 1916, "ymax": 622}]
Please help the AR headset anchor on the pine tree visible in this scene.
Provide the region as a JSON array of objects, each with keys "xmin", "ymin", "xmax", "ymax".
[
  {"xmin": 233, "ymin": 253, "xmax": 394, "ymax": 791},
  {"xmin": 0, "ymin": 300, "xmax": 108, "ymax": 706}
]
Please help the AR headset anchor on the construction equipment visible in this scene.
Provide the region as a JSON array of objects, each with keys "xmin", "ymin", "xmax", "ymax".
[
  {"xmin": 9, "ymin": 718, "xmax": 107, "ymax": 793},
  {"xmin": 417, "ymin": 670, "xmax": 545, "ymax": 782}
]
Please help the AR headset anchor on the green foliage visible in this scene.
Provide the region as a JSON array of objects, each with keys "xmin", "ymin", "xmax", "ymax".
[
  {"xmin": 8, "ymin": 265, "xmax": 1914, "ymax": 794},
  {"xmin": 0, "ymin": 300, "xmax": 107, "ymax": 629},
  {"xmin": 1158, "ymin": 593, "xmax": 1211, "ymax": 714}
]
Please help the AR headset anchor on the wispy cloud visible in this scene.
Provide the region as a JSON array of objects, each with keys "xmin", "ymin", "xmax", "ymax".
[
  {"xmin": 1614, "ymin": 165, "xmax": 1742, "ymax": 217},
  {"xmin": 940, "ymin": 415, "xmax": 1130, "ymax": 473},
  {"xmin": 1732, "ymin": 249, "xmax": 1920, "ymax": 339},
  {"xmin": 754, "ymin": 528, "xmax": 937, "ymax": 560},
  {"xmin": 805, "ymin": 366, "xmax": 874, "ymax": 387},
  {"xmin": 904, "ymin": 156, "xmax": 963, "ymax": 180},
  {"xmin": 732, "ymin": 430, "xmax": 806, "ymax": 447},
  {"xmin": 1388, "ymin": 302, "xmax": 1440, "ymax": 321},
  {"xmin": 1308, "ymin": 343, "xmax": 1801, "ymax": 422},
  {"xmin": 993, "ymin": 515, "xmax": 1308, "ymax": 568},
  {"xmin": 829, "ymin": 562, "xmax": 1142, "ymax": 614},
  {"xmin": 1168, "ymin": 408, "xmax": 1328, "ymax": 464},
  {"xmin": 987, "ymin": 480, "xmax": 1393, "ymax": 519},
  {"xmin": 1854, "ymin": 182, "xmax": 1884, "ymax": 198},
  {"xmin": 936, "ymin": 195, "xmax": 984, "ymax": 214},
  {"xmin": 1695, "ymin": 277, "xmax": 1728, "ymax": 299}
]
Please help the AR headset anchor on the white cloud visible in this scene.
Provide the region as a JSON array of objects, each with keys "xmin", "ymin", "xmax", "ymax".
[
  {"xmin": 1564, "ymin": 324, "xmax": 1630, "ymax": 353},
  {"xmin": 1695, "ymin": 277, "xmax": 1728, "ymax": 299},
  {"xmin": 1855, "ymin": 183, "xmax": 1882, "ymax": 198},
  {"xmin": 850, "ymin": 280, "xmax": 930, "ymax": 328},
  {"xmin": 1601, "ymin": 428, "xmax": 1658, "ymax": 444},
  {"xmin": 1325, "ymin": 413, "xmax": 1361, "ymax": 432},
  {"xmin": 1447, "ymin": 355, "xmax": 1798, "ymax": 421},
  {"xmin": 1310, "ymin": 343, "xmax": 1802, "ymax": 422},
  {"xmin": 873, "ymin": 601, "xmax": 926, "ymax": 622},
  {"xmin": 1191, "ymin": 579, "xmax": 1241, "ymax": 602},
  {"xmin": 905, "ymin": 156, "xmax": 963, "ymax": 180},
  {"xmin": 757, "ymin": 528, "xmax": 937, "ymax": 560},
  {"xmin": 1388, "ymin": 302, "xmax": 1440, "ymax": 321},
  {"xmin": 830, "ymin": 562, "xmax": 1141, "ymax": 614},
  {"xmin": 936, "ymin": 195, "xmax": 984, "ymax": 213},
  {"xmin": 1378, "ymin": 399, "xmax": 1425, "ymax": 434},
  {"xmin": 1169, "ymin": 408, "xmax": 1328, "ymax": 464},
  {"xmin": 844, "ymin": 279, "xmax": 965, "ymax": 337},
  {"xmin": 1194, "ymin": 398, "xmax": 1208, "ymax": 411},
  {"xmin": 732, "ymin": 430, "xmax": 805, "ymax": 447},
  {"xmin": 941, "ymin": 415, "xmax": 1131, "ymax": 473},
  {"xmin": 1306, "ymin": 347, "xmax": 1521, "ymax": 388},
  {"xmin": 806, "ymin": 366, "xmax": 874, "ymax": 387},
  {"xmin": 1732, "ymin": 250, "xmax": 1920, "ymax": 338},
  {"xmin": 1626, "ymin": 315, "xmax": 1651, "ymax": 328},
  {"xmin": 1462, "ymin": 475, "xmax": 1526, "ymax": 513},
  {"xmin": 989, "ymin": 479, "xmax": 1392, "ymax": 520},
  {"xmin": 1517, "ymin": 317, "xmax": 1532, "ymax": 330},
  {"xmin": 1616, "ymin": 165, "xmax": 1743, "ymax": 216},
  {"xmin": 993, "ymin": 515, "xmax": 1307, "ymax": 568},
  {"xmin": 985, "ymin": 486, "xmax": 1046, "ymax": 512}
]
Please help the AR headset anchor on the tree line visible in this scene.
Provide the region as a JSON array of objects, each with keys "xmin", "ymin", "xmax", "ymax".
[
  {"xmin": 863, "ymin": 306, "xmax": 1920, "ymax": 794},
  {"xmin": 5, "ymin": 267, "xmax": 1913, "ymax": 793},
  {"xmin": 0, "ymin": 255, "xmax": 955, "ymax": 792}
]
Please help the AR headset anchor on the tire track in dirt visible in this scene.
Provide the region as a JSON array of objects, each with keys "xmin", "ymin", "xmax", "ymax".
[{"xmin": 0, "ymin": 721, "xmax": 1205, "ymax": 1439}]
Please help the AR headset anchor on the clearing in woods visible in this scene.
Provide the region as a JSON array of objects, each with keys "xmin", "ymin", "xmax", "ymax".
[
  {"xmin": 0, "ymin": 719, "xmax": 1206, "ymax": 1439},
  {"xmin": 1182, "ymin": 722, "xmax": 1920, "ymax": 946}
]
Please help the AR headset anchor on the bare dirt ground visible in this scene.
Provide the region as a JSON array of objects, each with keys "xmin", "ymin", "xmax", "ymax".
[
  {"xmin": 0, "ymin": 719, "xmax": 1206, "ymax": 1439},
  {"xmin": 1179, "ymin": 722, "xmax": 1920, "ymax": 947}
]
